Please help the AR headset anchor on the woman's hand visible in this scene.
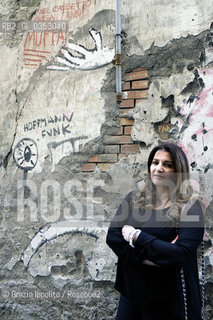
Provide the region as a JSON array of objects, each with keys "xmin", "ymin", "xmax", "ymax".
[
  {"xmin": 122, "ymin": 226, "xmax": 158, "ymax": 266},
  {"xmin": 171, "ymin": 235, "xmax": 178, "ymax": 244},
  {"xmin": 122, "ymin": 225, "xmax": 136, "ymax": 242},
  {"xmin": 142, "ymin": 259, "xmax": 159, "ymax": 267}
]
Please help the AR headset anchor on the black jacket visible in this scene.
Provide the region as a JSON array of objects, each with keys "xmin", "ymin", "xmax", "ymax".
[{"xmin": 106, "ymin": 191, "xmax": 204, "ymax": 320}]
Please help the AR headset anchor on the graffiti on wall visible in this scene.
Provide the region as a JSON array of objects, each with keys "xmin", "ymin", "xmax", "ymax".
[
  {"xmin": 47, "ymin": 135, "xmax": 88, "ymax": 170},
  {"xmin": 16, "ymin": 111, "xmax": 89, "ymax": 171},
  {"xmin": 176, "ymin": 68, "xmax": 213, "ymax": 172},
  {"xmin": 23, "ymin": 112, "xmax": 74, "ymax": 138},
  {"xmin": 23, "ymin": 0, "xmax": 97, "ymax": 68},
  {"xmin": 177, "ymin": 29, "xmax": 213, "ymax": 172},
  {"xmin": 19, "ymin": 221, "xmax": 114, "ymax": 280},
  {"xmin": 13, "ymin": 138, "xmax": 38, "ymax": 171},
  {"xmin": 22, "ymin": 221, "xmax": 105, "ymax": 268},
  {"xmin": 47, "ymin": 28, "xmax": 115, "ymax": 71},
  {"xmin": 24, "ymin": 30, "xmax": 67, "ymax": 67},
  {"xmin": 34, "ymin": 1, "xmax": 97, "ymax": 21}
]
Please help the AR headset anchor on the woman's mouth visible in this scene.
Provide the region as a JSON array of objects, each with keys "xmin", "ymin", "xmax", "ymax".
[{"xmin": 154, "ymin": 175, "xmax": 164, "ymax": 178}]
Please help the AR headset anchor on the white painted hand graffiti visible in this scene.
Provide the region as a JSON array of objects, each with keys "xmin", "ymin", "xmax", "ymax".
[{"xmin": 47, "ymin": 28, "xmax": 115, "ymax": 71}]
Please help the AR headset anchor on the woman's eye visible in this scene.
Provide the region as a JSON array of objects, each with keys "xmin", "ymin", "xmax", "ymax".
[
  {"xmin": 152, "ymin": 160, "xmax": 158, "ymax": 165},
  {"xmin": 165, "ymin": 163, "xmax": 173, "ymax": 168}
]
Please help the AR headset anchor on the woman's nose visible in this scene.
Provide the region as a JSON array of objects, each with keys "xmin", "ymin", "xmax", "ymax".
[{"xmin": 156, "ymin": 163, "xmax": 164, "ymax": 172}]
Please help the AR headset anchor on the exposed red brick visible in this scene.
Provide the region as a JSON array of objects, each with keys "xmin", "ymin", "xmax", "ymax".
[
  {"xmin": 124, "ymin": 126, "xmax": 132, "ymax": 135},
  {"xmin": 122, "ymin": 90, "xmax": 148, "ymax": 100},
  {"xmin": 122, "ymin": 81, "xmax": 130, "ymax": 90},
  {"xmin": 121, "ymin": 144, "xmax": 138, "ymax": 153},
  {"xmin": 103, "ymin": 135, "xmax": 133, "ymax": 145},
  {"xmin": 80, "ymin": 163, "xmax": 96, "ymax": 172},
  {"xmin": 97, "ymin": 163, "xmax": 112, "ymax": 172},
  {"xmin": 159, "ymin": 132, "xmax": 169, "ymax": 140},
  {"xmin": 120, "ymin": 118, "xmax": 134, "ymax": 126},
  {"xmin": 119, "ymin": 99, "xmax": 135, "ymax": 108},
  {"xmin": 157, "ymin": 123, "xmax": 172, "ymax": 133},
  {"xmin": 88, "ymin": 154, "xmax": 118, "ymax": 163},
  {"xmin": 125, "ymin": 70, "xmax": 148, "ymax": 81},
  {"xmin": 80, "ymin": 67, "xmax": 148, "ymax": 172},
  {"xmin": 118, "ymin": 154, "xmax": 126, "ymax": 159},
  {"xmin": 88, "ymin": 155, "xmax": 99, "ymax": 162},
  {"xmin": 104, "ymin": 145, "xmax": 120, "ymax": 153},
  {"xmin": 132, "ymin": 80, "xmax": 149, "ymax": 90}
]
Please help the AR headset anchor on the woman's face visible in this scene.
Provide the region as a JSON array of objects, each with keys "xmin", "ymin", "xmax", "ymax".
[{"xmin": 150, "ymin": 150, "xmax": 175, "ymax": 187}]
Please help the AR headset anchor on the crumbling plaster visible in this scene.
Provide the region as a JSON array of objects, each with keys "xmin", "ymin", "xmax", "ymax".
[
  {"xmin": 128, "ymin": 68, "xmax": 194, "ymax": 144},
  {"xmin": 122, "ymin": 0, "xmax": 213, "ymax": 54}
]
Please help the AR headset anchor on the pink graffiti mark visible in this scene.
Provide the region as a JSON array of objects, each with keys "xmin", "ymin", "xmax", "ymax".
[
  {"xmin": 192, "ymin": 88, "xmax": 213, "ymax": 112},
  {"xmin": 180, "ymin": 90, "xmax": 213, "ymax": 125},
  {"xmin": 177, "ymin": 141, "xmax": 188, "ymax": 156},
  {"xmin": 177, "ymin": 68, "xmax": 213, "ymax": 169},
  {"xmin": 206, "ymin": 108, "xmax": 213, "ymax": 117},
  {"xmin": 199, "ymin": 68, "xmax": 213, "ymax": 76},
  {"xmin": 193, "ymin": 127, "xmax": 203, "ymax": 136}
]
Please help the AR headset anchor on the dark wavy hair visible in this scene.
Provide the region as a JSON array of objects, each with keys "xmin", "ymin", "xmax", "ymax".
[{"xmin": 134, "ymin": 142, "xmax": 198, "ymax": 224}]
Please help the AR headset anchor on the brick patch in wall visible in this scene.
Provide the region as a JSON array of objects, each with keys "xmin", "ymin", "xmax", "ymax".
[
  {"xmin": 157, "ymin": 123, "xmax": 171, "ymax": 141},
  {"xmin": 97, "ymin": 163, "xmax": 112, "ymax": 172},
  {"xmin": 104, "ymin": 145, "xmax": 120, "ymax": 153},
  {"xmin": 125, "ymin": 69, "xmax": 148, "ymax": 81},
  {"xmin": 121, "ymin": 144, "xmax": 139, "ymax": 154},
  {"xmin": 122, "ymin": 81, "xmax": 130, "ymax": 90},
  {"xmin": 122, "ymin": 90, "xmax": 148, "ymax": 100},
  {"xmin": 102, "ymin": 135, "xmax": 133, "ymax": 145},
  {"xmin": 124, "ymin": 126, "xmax": 132, "ymax": 135},
  {"xmin": 157, "ymin": 123, "xmax": 171, "ymax": 132},
  {"xmin": 120, "ymin": 118, "xmax": 134, "ymax": 126},
  {"xmin": 80, "ymin": 163, "xmax": 96, "ymax": 172},
  {"xmin": 88, "ymin": 154, "xmax": 118, "ymax": 163},
  {"xmin": 80, "ymin": 67, "xmax": 149, "ymax": 173},
  {"xmin": 119, "ymin": 99, "xmax": 135, "ymax": 108},
  {"xmin": 118, "ymin": 154, "xmax": 127, "ymax": 160},
  {"xmin": 132, "ymin": 80, "xmax": 149, "ymax": 90}
]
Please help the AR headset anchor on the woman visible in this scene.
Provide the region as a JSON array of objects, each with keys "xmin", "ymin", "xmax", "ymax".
[{"xmin": 106, "ymin": 142, "xmax": 204, "ymax": 320}]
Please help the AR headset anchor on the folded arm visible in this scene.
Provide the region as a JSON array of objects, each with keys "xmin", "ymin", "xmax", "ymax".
[{"xmin": 134, "ymin": 201, "xmax": 204, "ymax": 267}]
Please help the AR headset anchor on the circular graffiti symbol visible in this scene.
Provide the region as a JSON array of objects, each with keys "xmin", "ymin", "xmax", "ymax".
[{"xmin": 13, "ymin": 138, "xmax": 38, "ymax": 170}]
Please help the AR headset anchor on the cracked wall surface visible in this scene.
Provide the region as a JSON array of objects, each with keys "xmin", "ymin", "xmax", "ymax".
[{"xmin": 0, "ymin": 0, "xmax": 213, "ymax": 319}]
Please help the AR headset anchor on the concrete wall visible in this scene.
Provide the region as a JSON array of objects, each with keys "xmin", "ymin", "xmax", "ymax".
[{"xmin": 0, "ymin": 0, "xmax": 212, "ymax": 319}]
